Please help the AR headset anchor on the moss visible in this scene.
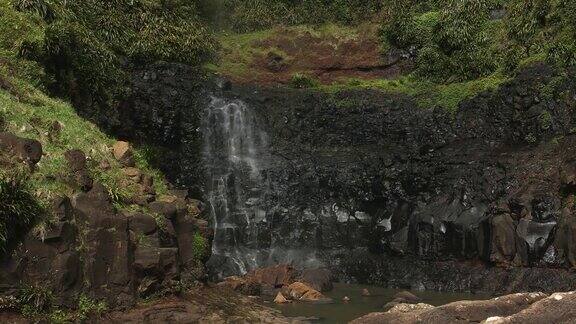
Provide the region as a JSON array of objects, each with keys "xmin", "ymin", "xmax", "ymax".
[
  {"xmin": 539, "ymin": 110, "xmax": 553, "ymax": 130},
  {"xmin": 192, "ymin": 232, "xmax": 208, "ymax": 260},
  {"xmin": 322, "ymin": 72, "xmax": 508, "ymax": 112},
  {"xmin": 290, "ymin": 72, "xmax": 319, "ymax": 89}
]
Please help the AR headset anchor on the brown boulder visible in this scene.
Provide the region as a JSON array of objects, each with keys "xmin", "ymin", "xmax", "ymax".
[
  {"xmin": 282, "ymin": 282, "xmax": 330, "ymax": 303},
  {"xmin": 484, "ymin": 292, "xmax": 576, "ymax": 323},
  {"xmin": 246, "ymin": 264, "xmax": 297, "ymax": 288},
  {"xmin": 393, "ymin": 291, "xmax": 421, "ymax": 304},
  {"xmin": 122, "ymin": 167, "xmax": 143, "ymax": 182},
  {"xmin": 352, "ymin": 292, "xmax": 547, "ymax": 324},
  {"xmin": 0, "ymin": 132, "xmax": 42, "ymax": 166},
  {"xmin": 387, "ymin": 303, "xmax": 434, "ymax": 314},
  {"xmin": 113, "ymin": 141, "xmax": 135, "ymax": 167},
  {"xmin": 64, "ymin": 149, "xmax": 87, "ymax": 172},
  {"xmin": 274, "ymin": 292, "xmax": 290, "ymax": 304}
]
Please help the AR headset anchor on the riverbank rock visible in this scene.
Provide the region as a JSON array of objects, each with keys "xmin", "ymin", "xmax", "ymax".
[
  {"xmin": 281, "ymin": 282, "xmax": 331, "ymax": 303},
  {"xmin": 247, "ymin": 264, "xmax": 297, "ymax": 288},
  {"xmin": 383, "ymin": 291, "xmax": 423, "ymax": 311},
  {"xmin": 352, "ymin": 292, "xmax": 548, "ymax": 324},
  {"xmin": 387, "ymin": 303, "xmax": 434, "ymax": 314},
  {"xmin": 274, "ymin": 292, "xmax": 289, "ymax": 304}
]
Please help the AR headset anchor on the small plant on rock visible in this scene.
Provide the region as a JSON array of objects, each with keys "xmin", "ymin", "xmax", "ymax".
[
  {"xmin": 76, "ymin": 294, "xmax": 107, "ymax": 321},
  {"xmin": 290, "ymin": 73, "xmax": 319, "ymax": 89}
]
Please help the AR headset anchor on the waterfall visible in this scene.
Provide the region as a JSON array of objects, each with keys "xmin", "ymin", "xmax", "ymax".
[{"xmin": 202, "ymin": 96, "xmax": 268, "ymax": 277}]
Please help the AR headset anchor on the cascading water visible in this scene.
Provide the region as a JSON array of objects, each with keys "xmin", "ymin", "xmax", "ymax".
[{"xmin": 202, "ymin": 96, "xmax": 269, "ymax": 277}]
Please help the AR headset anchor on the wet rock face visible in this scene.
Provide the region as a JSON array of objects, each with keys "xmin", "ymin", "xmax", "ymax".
[{"xmin": 212, "ymin": 64, "xmax": 576, "ymax": 277}]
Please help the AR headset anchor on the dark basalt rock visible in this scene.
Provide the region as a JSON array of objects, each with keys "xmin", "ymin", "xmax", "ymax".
[
  {"xmin": 0, "ymin": 132, "xmax": 42, "ymax": 166},
  {"xmin": 64, "ymin": 60, "xmax": 576, "ymax": 295}
]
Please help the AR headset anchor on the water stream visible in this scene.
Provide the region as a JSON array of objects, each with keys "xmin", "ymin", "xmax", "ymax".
[{"xmin": 202, "ymin": 96, "xmax": 269, "ymax": 277}]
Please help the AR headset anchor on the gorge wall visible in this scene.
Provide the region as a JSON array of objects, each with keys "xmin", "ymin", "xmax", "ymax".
[{"xmin": 120, "ymin": 62, "xmax": 576, "ymax": 294}]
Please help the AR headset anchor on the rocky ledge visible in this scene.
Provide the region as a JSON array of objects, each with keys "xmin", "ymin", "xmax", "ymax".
[
  {"xmin": 0, "ymin": 134, "xmax": 211, "ymax": 310},
  {"xmin": 352, "ymin": 291, "xmax": 576, "ymax": 324}
]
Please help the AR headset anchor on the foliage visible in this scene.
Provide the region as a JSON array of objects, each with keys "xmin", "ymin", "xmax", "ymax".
[
  {"xmin": 1, "ymin": 0, "xmax": 217, "ymax": 114},
  {"xmin": 0, "ymin": 169, "xmax": 44, "ymax": 256},
  {"xmin": 192, "ymin": 232, "xmax": 208, "ymax": 261},
  {"xmin": 380, "ymin": 0, "xmax": 576, "ymax": 83},
  {"xmin": 324, "ymin": 72, "xmax": 508, "ymax": 112},
  {"xmin": 202, "ymin": 0, "xmax": 385, "ymax": 32},
  {"xmin": 76, "ymin": 294, "xmax": 107, "ymax": 321},
  {"xmin": 290, "ymin": 72, "xmax": 319, "ymax": 89},
  {"xmin": 18, "ymin": 284, "xmax": 53, "ymax": 317},
  {"xmin": 381, "ymin": 0, "xmax": 503, "ymax": 83}
]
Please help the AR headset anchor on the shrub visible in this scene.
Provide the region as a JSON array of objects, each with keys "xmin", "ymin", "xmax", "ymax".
[
  {"xmin": 18, "ymin": 284, "xmax": 53, "ymax": 317},
  {"xmin": 381, "ymin": 0, "xmax": 505, "ymax": 82},
  {"xmin": 205, "ymin": 0, "xmax": 386, "ymax": 32},
  {"xmin": 191, "ymin": 232, "xmax": 208, "ymax": 261},
  {"xmin": 0, "ymin": 171, "xmax": 44, "ymax": 256},
  {"xmin": 290, "ymin": 73, "xmax": 319, "ymax": 89},
  {"xmin": 77, "ymin": 295, "xmax": 107, "ymax": 321}
]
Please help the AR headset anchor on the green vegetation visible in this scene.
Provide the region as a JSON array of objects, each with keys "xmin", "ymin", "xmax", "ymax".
[
  {"xmin": 200, "ymin": 0, "xmax": 385, "ymax": 32},
  {"xmin": 381, "ymin": 0, "xmax": 575, "ymax": 83},
  {"xmin": 17, "ymin": 286, "xmax": 107, "ymax": 322},
  {"xmin": 2, "ymin": 0, "xmax": 216, "ymax": 112},
  {"xmin": 0, "ymin": 0, "xmax": 179, "ymax": 255},
  {"xmin": 192, "ymin": 232, "xmax": 208, "ymax": 261},
  {"xmin": 290, "ymin": 73, "xmax": 320, "ymax": 89},
  {"xmin": 324, "ymin": 73, "xmax": 509, "ymax": 112},
  {"xmin": 0, "ymin": 171, "xmax": 45, "ymax": 256}
]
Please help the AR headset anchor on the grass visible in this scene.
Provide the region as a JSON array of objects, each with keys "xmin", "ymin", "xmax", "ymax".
[
  {"xmin": 212, "ymin": 22, "xmax": 508, "ymax": 112},
  {"xmin": 321, "ymin": 72, "xmax": 510, "ymax": 112},
  {"xmin": 1, "ymin": 71, "xmax": 171, "ymax": 224},
  {"xmin": 211, "ymin": 23, "xmax": 379, "ymax": 79}
]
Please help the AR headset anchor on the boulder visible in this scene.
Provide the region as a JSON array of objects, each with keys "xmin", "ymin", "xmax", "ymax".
[
  {"xmin": 282, "ymin": 282, "xmax": 330, "ymax": 303},
  {"xmin": 64, "ymin": 149, "xmax": 87, "ymax": 172},
  {"xmin": 149, "ymin": 201, "xmax": 178, "ymax": 219},
  {"xmin": 245, "ymin": 264, "xmax": 297, "ymax": 288},
  {"xmin": 352, "ymin": 292, "xmax": 547, "ymax": 324},
  {"xmin": 554, "ymin": 208, "xmax": 576, "ymax": 267},
  {"xmin": 384, "ymin": 291, "xmax": 424, "ymax": 311},
  {"xmin": 73, "ymin": 169, "xmax": 94, "ymax": 192},
  {"xmin": 113, "ymin": 141, "xmax": 135, "ymax": 167},
  {"xmin": 0, "ymin": 132, "xmax": 42, "ymax": 165},
  {"xmin": 300, "ymin": 268, "xmax": 333, "ymax": 292},
  {"xmin": 393, "ymin": 291, "xmax": 421, "ymax": 304},
  {"xmin": 129, "ymin": 213, "xmax": 158, "ymax": 235},
  {"xmin": 362, "ymin": 288, "xmax": 371, "ymax": 297},
  {"xmin": 274, "ymin": 292, "xmax": 289, "ymax": 304},
  {"xmin": 483, "ymin": 292, "xmax": 576, "ymax": 323},
  {"xmin": 387, "ymin": 303, "xmax": 434, "ymax": 314},
  {"xmin": 122, "ymin": 167, "xmax": 143, "ymax": 183}
]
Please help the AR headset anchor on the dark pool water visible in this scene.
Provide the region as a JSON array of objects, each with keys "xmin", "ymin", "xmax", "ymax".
[{"xmin": 267, "ymin": 283, "xmax": 489, "ymax": 323}]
